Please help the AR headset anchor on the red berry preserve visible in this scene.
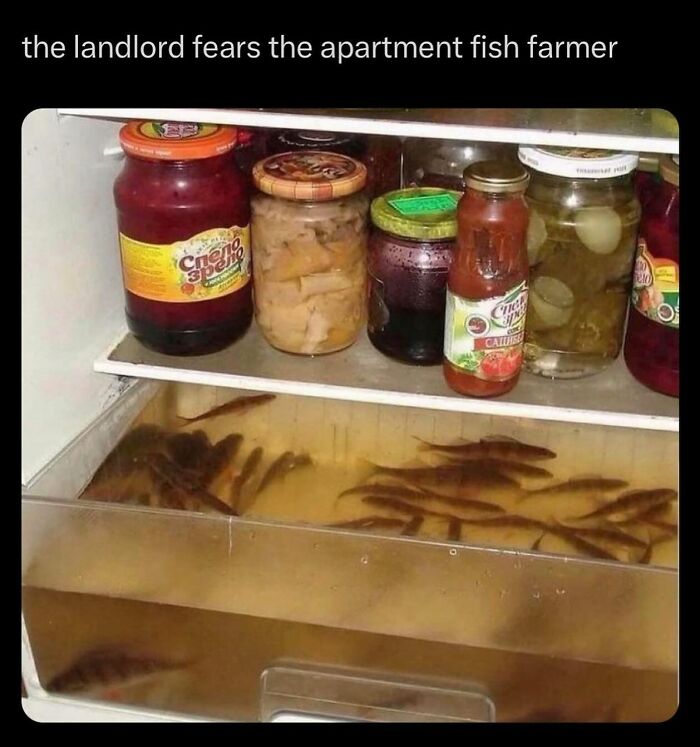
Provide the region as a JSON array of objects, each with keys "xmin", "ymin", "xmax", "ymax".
[
  {"xmin": 624, "ymin": 156, "xmax": 679, "ymax": 397},
  {"xmin": 114, "ymin": 121, "xmax": 252, "ymax": 356}
]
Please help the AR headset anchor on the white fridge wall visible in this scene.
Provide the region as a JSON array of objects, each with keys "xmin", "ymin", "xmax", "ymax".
[{"xmin": 22, "ymin": 109, "xmax": 129, "ymax": 484}]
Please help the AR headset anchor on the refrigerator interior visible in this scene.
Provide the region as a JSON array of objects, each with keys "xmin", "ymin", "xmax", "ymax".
[{"xmin": 21, "ymin": 108, "xmax": 679, "ymax": 722}]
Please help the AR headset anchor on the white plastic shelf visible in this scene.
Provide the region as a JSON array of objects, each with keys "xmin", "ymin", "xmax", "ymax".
[
  {"xmin": 95, "ymin": 326, "xmax": 678, "ymax": 432},
  {"xmin": 58, "ymin": 108, "xmax": 680, "ymax": 154}
]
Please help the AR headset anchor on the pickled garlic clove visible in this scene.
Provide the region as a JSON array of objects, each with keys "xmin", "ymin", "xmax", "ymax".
[
  {"xmin": 574, "ymin": 207, "xmax": 623, "ymax": 255},
  {"xmin": 529, "ymin": 276, "xmax": 575, "ymax": 330},
  {"xmin": 527, "ymin": 209, "xmax": 548, "ymax": 265}
]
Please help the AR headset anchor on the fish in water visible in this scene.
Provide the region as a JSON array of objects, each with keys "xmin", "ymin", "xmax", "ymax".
[
  {"xmin": 552, "ymin": 522, "xmax": 647, "ymax": 550},
  {"xmin": 231, "ymin": 447, "xmax": 264, "ymax": 511},
  {"xmin": 531, "ymin": 532, "xmax": 547, "ymax": 551},
  {"xmin": 522, "ymin": 477, "xmax": 629, "ymax": 499},
  {"xmin": 199, "ymin": 434, "xmax": 244, "ymax": 486},
  {"xmin": 366, "ymin": 463, "xmax": 520, "ymax": 491},
  {"xmin": 141, "ymin": 453, "xmax": 236, "ymax": 515},
  {"xmin": 362, "ymin": 496, "xmax": 462, "ymax": 523},
  {"xmin": 546, "ymin": 524, "xmax": 618, "ymax": 561},
  {"xmin": 416, "ymin": 437, "xmax": 556, "ymax": 462},
  {"xmin": 178, "ymin": 393, "xmax": 276, "ymax": 426},
  {"xmin": 460, "ymin": 515, "xmax": 548, "ymax": 531},
  {"xmin": 165, "ymin": 430, "xmax": 212, "ymax": 472},
  {"xmin": 338, "ymin": 483, "xmax": 504, "ymax": 514},
  {"xmin": 616, "ymin": 505, "xmax": 677, "ymax": 535},
  {"xmin": 257, "ymin": 452, "xmax": 313, "ymax": 494},
  {"xmin": 328, "ymin": 516, "xmax": 406, "ymax": 530},
  {"xmin": 441, "ymin": 457, "xmax": 553, "ymax": 480},
  {"xmin": 576, "ymin": 488, "xmax": 678, "ymax": 521},
  {"xmin": 46, "ymin": 648, "xmax": 189, "ymax": 694},
  {"xmin": 401, "ymin": 516, "xmax": 424, "ymax": 537}
]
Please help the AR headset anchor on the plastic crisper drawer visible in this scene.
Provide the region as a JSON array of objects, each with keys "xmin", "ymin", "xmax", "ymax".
[{"xmin": 23, "ymin": 382, "xmax": 677, "ymax": 675}]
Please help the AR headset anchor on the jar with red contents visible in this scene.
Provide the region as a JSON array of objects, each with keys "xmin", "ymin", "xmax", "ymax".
[
  {"xmin": 114, "ymin": 121, "xmax": 252, "ymax": 356},
  {"xmin": 624, "ymin": 156, "xmax": 679, "ymax": 397}
]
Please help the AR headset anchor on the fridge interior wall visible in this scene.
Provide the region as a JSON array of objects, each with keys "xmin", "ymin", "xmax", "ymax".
[{"xmin": 23, "ymin": 382, "xmax": 678, "ymax": 719}]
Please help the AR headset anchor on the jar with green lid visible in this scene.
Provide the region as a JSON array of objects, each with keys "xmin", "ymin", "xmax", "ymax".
[
  {"xmin": 519, "ymin": 146, "xmax": 641, "ymax": 378},
  {"xmin": 368, "ymin": 187, "xmax": 460, "ymax": 364}
]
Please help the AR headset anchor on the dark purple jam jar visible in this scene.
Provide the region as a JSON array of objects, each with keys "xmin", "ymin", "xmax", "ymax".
[{"xmin": 368, "ymin": 188, "xmax": 459, "ymax": 365}]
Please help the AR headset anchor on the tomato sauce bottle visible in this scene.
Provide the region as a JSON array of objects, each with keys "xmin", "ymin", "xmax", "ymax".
[
  {"xmin": 443, "ymin": 162, "xmax": 530, "ymax": 397},
  {"xmin": 624, "ymin": 155, "xmax": 679, "ymax": 397}
]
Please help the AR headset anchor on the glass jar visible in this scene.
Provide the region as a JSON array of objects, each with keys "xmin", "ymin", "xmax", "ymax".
[
  {"xmin": 519, "ymin": 146, "xmax": 641, "ymax": 378},
  {"xmin": 364, "ymin": 135, "xmax": 403, "ymax": 198},
  {"xmin": 251, "ymin": 151, "xmax": 369, "ymax": 355},
  {"xmin": 368, "ymin": 188, "xmax": 458, "ymax": 364},
  {"xmin": 233, "ymin": 128, "xmax": 269, "ymax": 182},
  {"xmin": 624, "ymin": 156, "xmax": 679, "ymax": 397},
  {"xmin": 444, "ymin": 162, "xmax": 530, "ymax": 397},
  {"xmin": 403, "ymin": 138, "xmax": 518, "ymax": 192},
  {"xmin": 114, "ymin": 121, "xmax": 252, "ymax": 356},
  {"xmin": 267, "ymin": 130, "xmax": 367, "ymax": 160},
  {"xmin": 634, "ymin": 153, "xmax": 661, "ymax": 209}
]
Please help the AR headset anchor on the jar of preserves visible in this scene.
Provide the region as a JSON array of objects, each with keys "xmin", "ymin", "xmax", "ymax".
[
  {"xmin": 267, "ymin": 130, "xmax": 367, "ymax": 160},
  {"xmin": 368, "ymin": 188, "xmax": 459, "ymax": 365},
  {"xmin": 443, "ymin": 162, "xmax": 530, "ymax": 397},
  {"xmin": 518, "ymin": 146, "xmax": 641, "ymax": 378},
  {"xmin": 233, "ymin": 128, "xmax": 269, "ymax": 182},
  {"xmin": 624, "ymin": 156, "xmax": 679, "ymax": 397},
  {"xmin": 634, "ymin": 153, "xmax": 661, "ymax": 208},
  {"xmin": 403, "ymin": 138, "xmax": 518, "ymax": 192},
  {"xmin": 114, "ymin": 121, "xmax": 252, "ymax": 356},
  {"xmin": 364, "ymin": 136, "xmax": 403, "ymax": 197},
  {"xmin": 251, "ymin": 151, "xmax": 369, "ymax": 355}
]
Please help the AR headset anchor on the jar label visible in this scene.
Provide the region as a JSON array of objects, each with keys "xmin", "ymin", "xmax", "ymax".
[
  {"xmin": 631, "ymin": 238, "xmax": 679, "ymax": 328},
  {"xmin": 444, "ymin": 281, "xmax": 528, "ymax": 381},
  {"xmin": 388, "ymin": 192, "xmax": 459, "ymax": 216},
  {"xmin": 119, "ymin": 226, "xmax": 251, "ymax": 303}
]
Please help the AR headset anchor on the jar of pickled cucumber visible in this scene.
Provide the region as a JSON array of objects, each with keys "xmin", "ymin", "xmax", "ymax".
[
  {"xmin": 251, "ymin": 151, "xmax": 369, "ymax": 356},
  {"xmin": 518, "ymin": 147, "xmax": 640, "ymax": 378}
]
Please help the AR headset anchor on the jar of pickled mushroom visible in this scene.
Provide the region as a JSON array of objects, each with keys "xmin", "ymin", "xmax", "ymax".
[
  {"xmin": 251, "ymin": 151, "xmax": 369, "ymax": 355},
  {"xmin": 368, "ymin": 188, "xmax": 459, "ymax": 364},
  {"xmin": 624, "ymin": 156, "xmax": 679, "ymax": 397},
  {"xmin": 114, "ymin": 121, "xmax": 252, "ymax": 356},
  {"xmin": 518, "ymin": 146, "xmax": 641, "ymax": 378},
  {"xmin": 403, "ymin": 138, "xmax": 518, "ymax": 192}
]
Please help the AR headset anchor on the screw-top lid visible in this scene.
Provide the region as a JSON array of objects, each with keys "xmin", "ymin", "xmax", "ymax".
[
  {"xmin": 637, "ymin": 152, "xmax": 660, "ymax": 173},
  {"xmin": 518, "ymin": 146, "xmax": 638, "ymax": 179},
  {"xmin": 660, "ymin": 155, "xmax": 679, "ymax": 186},
  {"xmin": 119, "ymin": 121, "xmax": 238, "ymax": 161},
  {"xmin": 464, "ymin": 161, "xmax": 530, "ymax": 194},
  {"xmin": 269, "ymin": 130, "xmax": 366, "ymax": 159},
  {"xmin": 252, "ymin": 151, "xmax": 367, "ymax": 201},
  {"xmin": 371, "ymin": 187, "xmax": 460, "ymax": 240}
]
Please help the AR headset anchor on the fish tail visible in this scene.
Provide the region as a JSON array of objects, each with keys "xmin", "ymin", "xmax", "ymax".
[{"xmin": 413, "ymin": 437, "xmax": 433, "ymax": 451}]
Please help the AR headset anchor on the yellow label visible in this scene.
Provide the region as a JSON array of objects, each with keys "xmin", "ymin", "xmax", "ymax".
[{"xmin": 119, "ymin": 226, "xmax": 251, "ymax": 303}]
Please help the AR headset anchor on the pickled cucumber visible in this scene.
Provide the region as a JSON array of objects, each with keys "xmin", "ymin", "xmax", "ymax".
[
  {"xmin": 529, "ymin": 276, "xmax": 575, "ymax": 330},
  {"xmin": 574, "ymin": 207, "xmax": 622, "ymax": 255},
  {"xmin": 527, "ymin": 209, "xmax": 547, "ymax": 265}
]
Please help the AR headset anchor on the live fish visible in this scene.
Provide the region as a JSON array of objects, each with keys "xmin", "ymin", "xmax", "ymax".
[
  {"xmin": 165, "ymin": 430, "xmax": 212, "ymax": 472},
  {"xmin": 231, "ymin": 447, "xmax": 264, "ymax": 511},
  {"xmin": 199, "ymin": 433, "xmax": 243, "ymax": 485},
  {"xmin": 460, "ymin": 515, "xmax": 548, "ymax": 531},
  {"xmin": 328, "ymin": 516, "xmax": 406, "ymax": 530},
  {"xmin": 546, "ymin": 525, "xmax": 618, "ymax": 561},
  {"xmin": 92, "ymin": 424, "xmax": 168, "ymax": 481},
  {"xmin": 576, "ymin": 489, "xmax": 678, "ymax": 521},
  {"xmin": 46, "ymin": 648, "xmax": 189, "ymax": 694},
  {"xmin": 362, "ymin": 496, "xmax": 462, "ymax": 522},
  {"xmin": 447, "ymin": 519, "xmax": 462, "ymax": 542},
  {"xmin": 339, "ymin": 483, "xmax": 504, "ymax": 513},
  {"xmin": 367, "ymin": 463, "xmax": 520, "ymax": 491},
  {"xmin": 441, "ymin": 457, "xmax": 553, "ymax": 480},
  {"xmin": 141, "ymin": 453, "xmax": 236, "ymax": 515},
  {"xmin": 531, "ymin": 532, "xmax": 547, "ymax": 551},
  {"xmin": 417, "ymin": 437, "xmax": 556, "ymax": 462},
  {"xmin": 523, "ymin": 477, "xmax": 629, "ymax": 498},
  {"xmin": 258, "ymin": 452, "xmax": 313, "ymax": 494},
  {"xmin": 616, "ymin": 505, "xmax": 678, "ymax": 535},
  {"xmin": 401, "ymin": 516, "xmax": 424, "ymax": 536},
  {"xmin": 553, "ymin": 522, "xmax": 647, "ymax": 550},
  {"xmin": 178, "ymin": 393, "xmax": 276, "ymax": 426}
]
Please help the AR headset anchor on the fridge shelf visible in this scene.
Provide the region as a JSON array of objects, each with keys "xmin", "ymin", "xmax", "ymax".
[
  {"xmin": 57, "ymin": 108, "xmax": 680, "ymax": 154},
  {"xmin": 95, "ymin": 327, "xmax": 679, "ymax": 432}
]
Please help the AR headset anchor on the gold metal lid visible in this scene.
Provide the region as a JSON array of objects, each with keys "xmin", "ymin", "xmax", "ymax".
[
  {"xmin": 464, "ymin": 161, "xmax": 529, "ymax": 194},
  {"xmin": 637, "ymin": 152, "xmax": 660, "ymax": 173},
  {"xmin": 660, "ymin": 155, "xmax": 679, "ymax": 187}
]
